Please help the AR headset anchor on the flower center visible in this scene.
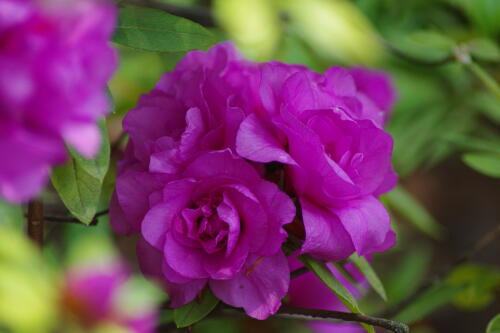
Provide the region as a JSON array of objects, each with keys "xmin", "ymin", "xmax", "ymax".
[{"xmin": 181, "ymin": 195, "xmax": 229, "ymax": 254}]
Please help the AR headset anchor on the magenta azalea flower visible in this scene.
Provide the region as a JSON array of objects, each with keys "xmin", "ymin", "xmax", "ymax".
[
  {"xmin": 111, "ymin": 42, "xmax": 255, "ymax": 235},
  {"xmin": 62, "ymin": 264, "xmax": 157, "ymax": 333},
  {"xmin": 136, "ymin": 150, "xmax": 294, "ymax": 319},
  {"xmin": 236, "ymin": 64, "xmax": 397, "ymax": 261},
  {"xmin": 111, "ymin": 42, "xmax": 397, "ymax": 319},
  {"xmin": 0, "ymin": 0, "xmax": 117, "ymax": 202}
]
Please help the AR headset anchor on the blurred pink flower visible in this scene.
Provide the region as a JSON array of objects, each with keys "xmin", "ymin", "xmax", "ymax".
[
  {"xmin": 0, "ymin": 0, "xmax": 117, "ymax": 202},
  {"xmin": 62, "ymin": 264, "xmax": 157, "ymax": 333}
]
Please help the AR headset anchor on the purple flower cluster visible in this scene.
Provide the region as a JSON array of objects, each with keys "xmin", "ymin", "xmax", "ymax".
[
  {"xmin": 0, "ymin": 0, "xmax": 117, "ymax": 202},
  {"xmin": 111, "ymin": 42, "xmax": 397, "ymax": 319}
]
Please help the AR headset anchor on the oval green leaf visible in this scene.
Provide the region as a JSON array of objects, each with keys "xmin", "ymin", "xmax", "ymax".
[
  {"xmin": 173, "ymin": 288, "xmax": 219, "ymax": 328},
  {"xmin": 51, "ymin": 119, "xmax": 110, "ymax": 224},
  {"xmin": 487, "ymin": 314, "xmax": 500, "ymax": 333},
  {"xmin": 114, "ymin": 6, "xmax": 216, "ymax": 52},
  {"xmin": 462, "ymin": 152, "xmax": 500, "ymax": 178}
]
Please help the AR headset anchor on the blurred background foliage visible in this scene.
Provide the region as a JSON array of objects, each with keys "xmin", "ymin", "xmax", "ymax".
[{"xmin": 1, "ymin": 0, "xmax": 500, "ymax": 332}]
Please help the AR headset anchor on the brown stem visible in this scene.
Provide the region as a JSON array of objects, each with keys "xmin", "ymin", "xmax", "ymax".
[
  {"xmin": 27, "ymin": 200, "xmax": 44, "ymax": 247},
  {"xmin": 111, "ymin": 131, "xmax": 128, "ymax": 153},
  {"xmin": 381, "ymin": 224, "xmax": 500, "ymax": 318},
  {"xmin": 276, "ymin": 306, "xmax": 409, "ymax": 333},
  {"xmin": 41, "ymin": 209, "xmax": 108, "ymax": 226}
]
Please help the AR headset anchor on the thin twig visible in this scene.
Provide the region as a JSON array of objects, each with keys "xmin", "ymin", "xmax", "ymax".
[
  {"xmin": 221, "ymin": 306, "xmax": 408, "ymax": 333},
  {"xmin": 156, "ymin": 322, "xmax": 179, "ymax": 333},
  {"xmin": 464, "ymin": 61, "xmax": 500, "ymax": 99},
  {"xmin": 277, "ymin": 306, "xmax": 409, "ymax": 333},
  {"xmin": 120, "ymin": 0, "xmax": 215, "ymax": 27},
  {"xmin": 31, "ymin": 209, "xmax": 109, "ymax": 226},
  {"xmin": 27, "ymin": 200, "xmax": 44, "ymax": 247},
  {"xmin": 381, "ymin": 224, "xmax": 500, "ymax": 318}
]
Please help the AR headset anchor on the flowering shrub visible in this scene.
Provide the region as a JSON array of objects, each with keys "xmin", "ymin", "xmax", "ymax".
[
  {"xmin": 111, "ymin": 42, "xmax": 397, "ymax": 319},
  {"xmin": 3, "ymin": 1, "xmax": 500, "ymax": 332},
  {"xmin": 0, "ymin": 0, "xmax": 116, "ymax": 203}
]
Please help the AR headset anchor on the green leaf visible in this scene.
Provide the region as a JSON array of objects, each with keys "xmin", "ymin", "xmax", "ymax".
[
  {"xmin": 389, "ymin": 30, "xmax": 455, "ymax": 63},
  {"xmin": 446, "ymin": 134, "xmax": 500, "ymax": 155},
  {"xmin": 384, "ymin": 186, "xmax": 445, "ymax": 239},
  {"xmin": 299, "ymin": 255, "xmax": 375, "ymax": 333},
  {"xmin": 471, "ymin": 38, "xmax": 500, "ymax": 62},
  {"xmin": 51, "ymin": 159, "xmax": 102, "ymax": 225},
  {"xmin": 462, "ymin": 152, "xmax": 500, "ymax": 178},
  {"xmin": 472, "ymin": 92, "xmax": 500, "ymax": 124},
  {"xmin": 487, "ymin": 314, "xmax": 500, "ymax": 333},
  {"xmin": 51, "ymin": 119, "xmax": 110, "ymax": 224},
  {"xmin": 68, "ymin": 119, "xmax": 110, "ymax": 181},
  {"xmin": 0, "ymin": 200, "xmax": 23, "ymax": 230},
  {"xmin": 385, "ymin": 246, "xmax": 432, "ymax": 306},
  {"xmin": 393, "ymin": 282, "xmax": 464, "ymax": 324},
  {"xmin": 448, "ymin": 264, "xmax": 500, "ymax": 311},
  {"xmin": 173, "ymin": 288, "xmax": 219, "ymax": 328},
  {"xmin": 113, "ymin": 6, "xmax": 215, "ymax": 52},
  {"xmin": 349, "ymin": 254, "xmax": 387, "ymax": 301}
]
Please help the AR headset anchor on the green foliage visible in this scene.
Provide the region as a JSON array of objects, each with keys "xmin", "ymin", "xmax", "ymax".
[
  {"xmin": 0, "ymin": 227, "xmax": 57, "ymax": 333},
  {"xmin": 384, "ymin": 186, "xmax": 444, "ymax": 239},
  {"xmin": 447, "ymin": 0, "xmax": 500, "ymax": 35},
  {"xmin": 385, "ymin": 246, "xmax": 432, "ymax": 306},
  {"xmin": 214, "ymin": 0, "xmax": 280, "ymax": 61},
  {"xmin": 192, "ymin": 318, "xmax": 240, "ymax": 333},
  {"xmin": 487, "ymin": 314, "xmax": 500, "ymax": 333},
  {"xmin": 389, "ymin": 30, "xmax": 455, "ymax": 63},
  {"xmin": 392, "ymin": 263, "xmax": 500, "ymax": 324},
  {"xmin": 51, "ymin": 120, "xmax": 110, "ymax": 224},
  {"xmin": 0, "ymin": 200, "xmax": 23, "ymax": 230},
  {"xmin": 174, "ymin": 289, "xmax": 219, "ymax": 328},
  {"xmin": 282, "ymin": 0, "xmax": 382, "ymax": 64},
  {"xmin": 114, "ymin": 6, "xmax": 216, "ymax": 52},
  {"xmin": 448, "ymin": 264, "xmax": 500, "ymax": 311},
  {"xmin": 470, "ymin": 39, "xmax": 500, "ymax": 62},
  {"xmin": 392, "ymin": 283, "xmax": 464, "ymax": 324},
  {"xmin": 471, "ymin": 92, "xmax": 500, "ymax": 124},
  {"xmin": 299, "ymin": 255, "xmax": 375, "ymax": 333},
  {"xmin": 349, "ymin": 254, "xmax": 387, "ymax": 301},
  {"xmin": 462, "ymin": 152, "xmax": 500, "ymax": 178}
]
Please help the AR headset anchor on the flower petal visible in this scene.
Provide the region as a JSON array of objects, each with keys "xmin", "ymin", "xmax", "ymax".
[
  {"xmin": 300, "ymin": 198, "xmax": 355, "ymax": 261},
  {"xmin": 141, "ymin": 179, "xmax": 195, "ymax": 248},
  {"xmin": 336, "ymin": 196, "xmax": 395, "ymax": 256},
  {"xmin": 210, "ymin": 252, "xmax": 289, "ymax": 320},
  {"xmin": 236, "ymin": 114, "xmax": 297, "ymax": 165}
]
